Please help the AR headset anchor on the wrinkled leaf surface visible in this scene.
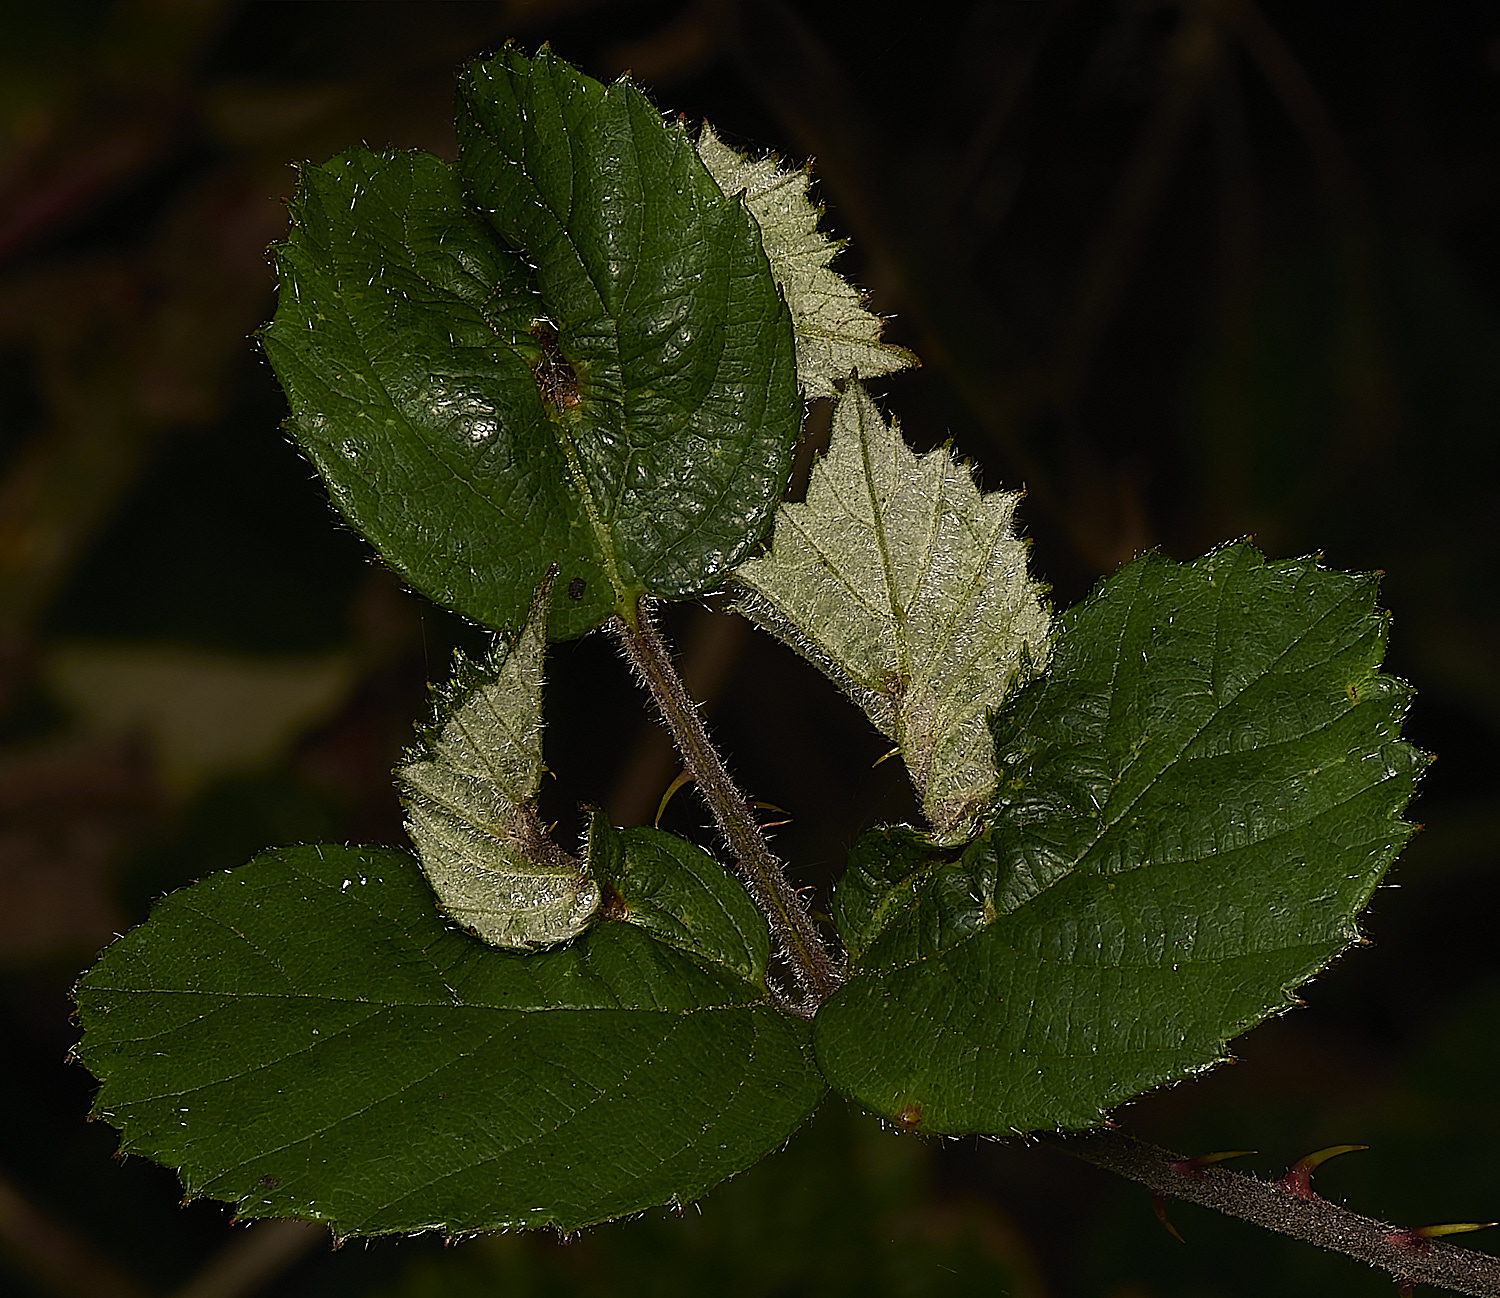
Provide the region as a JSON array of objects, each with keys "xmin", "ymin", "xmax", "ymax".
[
  {"xmin": 696, "ymin": 125, "xmax": 916, "ymax": 398},
  {"xmin": 815, "ymin": 544, "xmax": 1422, "ymax": 1132},
  {"xmin": 76, "ymin": 838, "xmax": 821, "ymax": 1237},
  {"xmin": 398, "ymin": 577, "xmax": 600, "ymax": 948},
  {"xmin": 263, "ymin": 49, "xmax": 799, "ymax": 640}
]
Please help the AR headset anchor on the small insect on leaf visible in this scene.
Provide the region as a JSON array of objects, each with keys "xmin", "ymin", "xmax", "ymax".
[{"xmin": 396, "ymin": 574, "xmax": 600, "ymax": 948}]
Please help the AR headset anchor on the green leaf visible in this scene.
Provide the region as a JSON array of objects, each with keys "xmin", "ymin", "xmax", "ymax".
[
  {"xmin": 828, "ymin": 823, "xmax": 951, "ymax": 965},
  {"xmin": 588, "ymin": 813, "xmax": 769, "ymax": 986},
  {"xmin": 397, "ymin": 576, "xmax": 600, "ymax": 949},
  {"xmin": 259, "ymin": 148, "xmax": 577, "ymax": 634},
  {"xmin": 261, "ymin": 48, "xmax": 799, "ymax": 641},
  {"xmin": 695, "ymin": 125, "xmax": 918, "ymax": 399},
  {"xmin": 457, "ymin": 46, "xmax": 799, "ymax": 628},
  {"xmin": 813, "ymin": 543, "xmax": 1423, "ymax": 1134},
  {"xmin": 74, "ymin": 842, "xmax": 822, "ymax": 1237},
  {"xmin": 734, "ymin": 382, "xmax": 1051, "ymax": 845}
]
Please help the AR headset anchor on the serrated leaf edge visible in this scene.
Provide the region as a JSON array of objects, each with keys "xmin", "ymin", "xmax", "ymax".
[
  {"xmin": 734, "ymin": 382, "xmax": 1051, "ymax": 844},
  {"xmin": 396, "ymin": 575, "xmax": 601, "ymax": 948},
  {"xmin": 696, "ymin": 124, "xmax": 917, "ymax": 399}
]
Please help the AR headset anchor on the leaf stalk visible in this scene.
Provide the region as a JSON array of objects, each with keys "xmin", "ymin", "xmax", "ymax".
[{"xmin": 611, "ymin": 602, "xmax": 840, "ymax": 1015}]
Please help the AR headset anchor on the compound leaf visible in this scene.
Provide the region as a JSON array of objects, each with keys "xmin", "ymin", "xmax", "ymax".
[
  {"xmin": 74, "ymin": 837, "xmax": 821, "ymax": 1238},
  {"xmin": 813, "ymin": 543, "xmax": 1423, "ymax": 1133},
  {"xmin": 695, "ymin": 125, "xmax": 917, "ymax": 398},
  {"xmin": 734, "ymin": 382, "xmax": 1050, "ymax": 844},
  {"xmin": 262, "ymin": 48, "xmax": 799, "ymax": 641}
]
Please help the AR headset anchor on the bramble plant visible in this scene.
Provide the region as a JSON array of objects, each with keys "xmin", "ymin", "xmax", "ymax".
[{"xmin": 70, "ymin": 46, "xmax": 1497, "ymax": 1294}]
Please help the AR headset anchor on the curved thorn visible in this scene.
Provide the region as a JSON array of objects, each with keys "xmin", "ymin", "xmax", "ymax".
[
  {"xmin": 1384, "ymin": 1222, "xmax": 1497, "ymax": 1258},
  {"xmin": 1279, "ymin": 1144, "xmax": 1368, "ymax": 1199},
  {"xmin": 1152, "ymin": 1190, "xmax": 1186, "ymax": 1243},
  {"xmin": 654, "ymin": 770, "xmax": 695, "ymax": 828},
  {"xmin": 1416, "ymin": 1222, "xmax": 1498, "ymax": 1240}
]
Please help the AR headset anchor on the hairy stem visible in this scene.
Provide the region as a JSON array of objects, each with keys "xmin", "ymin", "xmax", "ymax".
[
  {"xmin": 611, "ymin": 602, "xmax": 840, "ymax": 1014},
  {"xmin": 1043, "ymin": 1130, "xmax": 1500, "ymax": 1297}
]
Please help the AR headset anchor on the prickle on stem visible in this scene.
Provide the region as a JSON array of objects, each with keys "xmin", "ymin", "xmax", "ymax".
[
  {"xmin": 1278, "ymin": 1144, "xmax": 1367, "ymax": 1200},
  {"xmin": 1384, "ymin": 1221, "xmax": 1497, "ymax": 1256}
]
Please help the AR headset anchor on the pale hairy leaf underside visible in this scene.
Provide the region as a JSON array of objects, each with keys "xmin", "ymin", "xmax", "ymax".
[
  {"xmin": 696, "ymin": 126, "xmax": 917, "ymax": 399},
  {"xmin": 397, "ymin": 579, "xmax": 600, "ymax": 947},
  {"xmin": 735, "ymin": 382, "xmax": 1051, "ymax": 844}
]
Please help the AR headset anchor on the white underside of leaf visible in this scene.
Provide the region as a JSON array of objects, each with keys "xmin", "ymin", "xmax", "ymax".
[
  {"xmin": 397, "ymin": 582, "xmax": 599, "ymax": 947},
  {"xmin": 734, "ymin": 383, "xmax": 1050, "ymax": 845},
  {"xmin": 697, "ymin": 125, "xmax": 916, "ymax": 399}
]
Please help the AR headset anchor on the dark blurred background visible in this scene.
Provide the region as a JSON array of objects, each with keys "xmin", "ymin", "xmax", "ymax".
[{"xmin": 2, "ymin": 2, "xmax": 1497, "ymax": 1295}]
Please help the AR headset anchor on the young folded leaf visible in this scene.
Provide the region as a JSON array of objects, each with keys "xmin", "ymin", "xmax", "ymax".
[
  {"xmin": 733, "ymin": 383, "xmax": 1050, "ymax": 845},
  {"xmin": 397, "ymin": 579, "xmax": 599, "ymax": 947},
  {"xmin": 696, "ymin": 126, "xmax": 917, "ymax": 399}
]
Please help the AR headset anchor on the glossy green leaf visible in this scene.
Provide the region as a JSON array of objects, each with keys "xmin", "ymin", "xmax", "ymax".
[
  {"xmin": 458, "ymin": 46, "xmax": 799, "ymax": 629},
  {"xmin": 588, "ymin": 813, "xmax": 769, "ymax": 986},
  {"xmin": 259, "ymin": 148, "xmax": 573, "ymax": 634},
  {"xmin": 262, "ymin": 48, "xmax": 799, "ymax": 641},
  {"xmin": 370, "ymin": 1097, "xmax": 1034, "ymax": 1298},
  {"xmin": 74, "ymin": 842, "xmax": 822, "ymax": 1237},
  {"xmin": 814, "ymin": 543, "xmax": 1423, "ymax": 1134}
]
